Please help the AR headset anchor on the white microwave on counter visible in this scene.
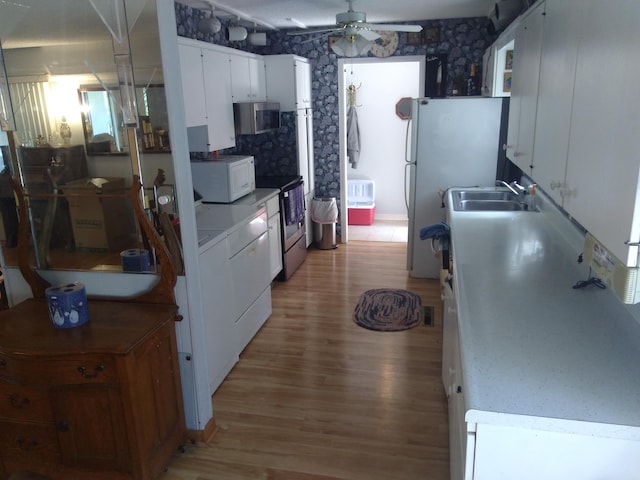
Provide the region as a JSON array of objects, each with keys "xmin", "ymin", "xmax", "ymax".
[{"xmin": 190, "ymin": 155, "xmax": 255, "ymax": 203}]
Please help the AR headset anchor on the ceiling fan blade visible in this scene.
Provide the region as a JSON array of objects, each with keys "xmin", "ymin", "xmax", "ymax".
[
  {"xmin": 300, "ymin": 31, "xmax": 336, "ymax": 44},
  {"xmin": 287, "ymin": 27, "xmax": 342, "ymax": 36},
  {"xmin": 357, "ymin": 29, "xmax": 380, "ymax": 41},
  {"xmin": 363, "ymin": 23, "xmax": 423, "ymax": 33}
]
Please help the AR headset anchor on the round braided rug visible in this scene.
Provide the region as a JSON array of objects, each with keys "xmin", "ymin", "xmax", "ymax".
[{"xmin": 353, "ymin": 288, "xmax": 422, "ymax": 331}]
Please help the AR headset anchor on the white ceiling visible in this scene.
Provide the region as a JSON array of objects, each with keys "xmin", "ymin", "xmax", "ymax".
[
  {"xmin": 0, "ymin": 0, "xmax": 497, "ymax": 51},
  {"xmin": 182, "ymin": 0, "xmax": 497, "ymax": 30}
]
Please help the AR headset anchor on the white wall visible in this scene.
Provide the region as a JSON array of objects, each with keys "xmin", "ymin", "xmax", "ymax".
[{"xmin": 345, "ymin": 60, "xmax": 422, "ymax": 219}]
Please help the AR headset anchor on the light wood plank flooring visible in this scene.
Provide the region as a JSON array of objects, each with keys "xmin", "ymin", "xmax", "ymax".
[{"xmin": 162, "ymin": 241, "xmax": 449, "ymax": 480}]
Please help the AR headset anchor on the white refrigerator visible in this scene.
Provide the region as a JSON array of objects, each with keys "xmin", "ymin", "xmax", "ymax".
[{"xmin": 406, "ymin": 97, "xmax": 504, "ymax": 278}]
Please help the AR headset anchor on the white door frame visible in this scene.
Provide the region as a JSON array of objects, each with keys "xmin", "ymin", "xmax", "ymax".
[{"xmin": 338, "ymin": 55, "xmax": 425, "ymax": 242}]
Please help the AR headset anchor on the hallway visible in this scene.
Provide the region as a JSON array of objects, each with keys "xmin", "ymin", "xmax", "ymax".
[
  {"xmin": 163, "ymin": 241, "xmax": 449, "ymax": 480},
  {"xmin": 348, "ymin": 218, "xmax": 408, "ymax": 243}
]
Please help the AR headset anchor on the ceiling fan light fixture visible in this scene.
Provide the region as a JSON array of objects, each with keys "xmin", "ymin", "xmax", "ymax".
[{"xmin": 331, "ymin": 34, "xmax": 371, "ymax": 58}]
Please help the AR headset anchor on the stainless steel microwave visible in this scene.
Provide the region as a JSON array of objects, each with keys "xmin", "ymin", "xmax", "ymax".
[{"xmin": 233, "ymin": 102, "xmax": 281, "ymax": 135}]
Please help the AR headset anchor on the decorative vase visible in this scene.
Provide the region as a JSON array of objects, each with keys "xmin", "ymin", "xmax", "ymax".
[{"xmin": 59, "ymin": 116, "xmax": 72, "ymax": 145}]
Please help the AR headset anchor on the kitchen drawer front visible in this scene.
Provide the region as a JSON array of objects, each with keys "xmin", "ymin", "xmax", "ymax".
[
  {"xmin": 0, "ymin": 381, "xmax": 53, "ymax": 422},
  {"xmin": 0, "ymin": 421, "xmax": 62, "ymax": 463},
  {"xmin": 266, "ymin": 194, "xmax": 280, "ymax": 218},
  {"xmin": 0, "ymin": 355, "xmax": 117, "ymax": 386}
]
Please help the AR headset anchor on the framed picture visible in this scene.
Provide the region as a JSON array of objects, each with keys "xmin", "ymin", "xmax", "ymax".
[
  {"xmin": 424, "ymin": 26, "xmax": 441, "ymax": 44},
  {"xmin": 406, "ymin": 31, "xmax": 423, "ymax": 46},
  {"xmin": 328, "ymin": 35, "xmax": 341, "ymax": 52},
  {"xmin": 503, "ymin": 72, "xmax": 512, "ymax": 92},
  {"xmin": 505, "ymin": 49, "xmax": 514, "ymax": 70}
]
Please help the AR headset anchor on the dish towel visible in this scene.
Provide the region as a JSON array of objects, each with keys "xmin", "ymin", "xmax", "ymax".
[
  {"xmin": 285, "ymin": 183, "xmax": 305, "ymax": 225},
  {"xmin": 347, "ymin": 104, "xmax": 361, "ymax": 169},
  {"xmin": 419, "ymin": 221, "xmax": 450, "ymax": 241}
]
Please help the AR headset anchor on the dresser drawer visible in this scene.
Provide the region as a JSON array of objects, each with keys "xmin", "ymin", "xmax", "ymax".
[
  {"xmin": 0, "ymin": 421, "xmax": 62, "ymax": 463},
  {"xmin": 0, "ymin": 381, "xmax": 53, "ymax": 422},
  {"xmin": 0, "ymin": 355, "xmax": 117, "ymax": 386}
]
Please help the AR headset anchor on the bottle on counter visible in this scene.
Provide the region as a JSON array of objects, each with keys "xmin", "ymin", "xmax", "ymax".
[{"xmin": 467, "ymin": 64, "xmax": 479, "ymax": 96}]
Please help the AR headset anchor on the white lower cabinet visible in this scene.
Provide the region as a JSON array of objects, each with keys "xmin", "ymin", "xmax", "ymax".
[
  {"xmin": 198, "ymin": 235, "xmax": 237, "ymax": 395},
  {"xmin": 442, "ymin": 282, "xmax": 466, "ymax": 480},
  {"xmin": 471, "ymin": 423, "xmax": 640, "ymax": 480}
]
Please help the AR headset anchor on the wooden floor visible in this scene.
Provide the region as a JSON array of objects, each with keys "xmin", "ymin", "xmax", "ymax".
[{"xmin": 162, "ymin": 241, "xmax": 449, "ymax": 480}]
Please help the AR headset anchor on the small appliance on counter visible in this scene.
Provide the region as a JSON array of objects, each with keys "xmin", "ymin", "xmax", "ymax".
[{"xmin": 190, "ymin": 154, "xmax": 255, "ymax": 203}]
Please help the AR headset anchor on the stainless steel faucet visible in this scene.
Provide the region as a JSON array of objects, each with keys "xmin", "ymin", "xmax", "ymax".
[{"xmin": 496, "ymin": 180, "xmax": 525, "ymax": 196}]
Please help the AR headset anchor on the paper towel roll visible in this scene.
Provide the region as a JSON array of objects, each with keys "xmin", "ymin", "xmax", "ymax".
[
  {"xmin": 45, "ymin": 283, "xmax": 89, "ymax": 329},
  {"xmin": 120, "ymin": 248, "xmax": 151, "ymax": 272}
]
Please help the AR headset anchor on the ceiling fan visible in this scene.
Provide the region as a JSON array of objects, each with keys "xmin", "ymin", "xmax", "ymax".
[{"xmin": 287, "ymin": 0, "xmax": 423, "ymax": 57}]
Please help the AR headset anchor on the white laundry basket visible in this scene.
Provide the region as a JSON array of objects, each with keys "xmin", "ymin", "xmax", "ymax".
[{"xmin": 347, "ymin": 179, "xmax": 375, "ymax": 225}]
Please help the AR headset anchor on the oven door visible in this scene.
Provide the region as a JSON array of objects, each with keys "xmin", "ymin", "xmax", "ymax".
[{"xmin": 281, "ymin": 181, "xmax": 306, "ymax": 252}]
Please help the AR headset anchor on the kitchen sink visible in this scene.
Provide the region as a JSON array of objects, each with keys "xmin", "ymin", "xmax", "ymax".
[
  {"xmin": 455, "ymin": 199, "xmax": 525, "ymax": 211},
  {"xmin": 451, "ymin": 189, "xmax": 531, "ymax": 212},
  {"xmin": 456, "ymin": 191, "xmax": 518, "ymax": 202}
]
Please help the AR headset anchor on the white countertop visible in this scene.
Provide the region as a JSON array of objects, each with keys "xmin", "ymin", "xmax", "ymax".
[
  {"xmin": 447, "ymin": 188, "xmax": 640, "ymax": 440},
  {"xmin": 195, "ymin": 188, "xmax": 278, "ymax": 247}
]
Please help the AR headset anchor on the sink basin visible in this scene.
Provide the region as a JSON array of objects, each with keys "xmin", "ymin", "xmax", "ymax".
[
  {"xmin": 456, "ymin": 191, "xmax": 518, "ymax": 202},
  {"xmin": 451, "ymin": 189, "xmax": 530, "ymax": 212},
  {"xmin": 455, "ymin": 199, "xmax": 525, "ymax": 211}
]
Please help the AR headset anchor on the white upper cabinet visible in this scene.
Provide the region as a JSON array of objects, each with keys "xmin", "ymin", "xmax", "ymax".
[
  {"xmin": 177, "ymin": 38, "xmax": 235, "ymax": 152},
  {"xmin": 178, "ymin": 41, "xmax": 208, "ymax": 129},
  {"xmin": 530, "ymin": 0, "xmax": 582, "ymax": 204},
  {"xmin": 509, "ymin": 0, "xmax": 640, "ymax": 266},
  {"xmin": 562, "ymin": 0, "xmax": 640, "ymax": 267},
  {"xmin": 294, "ymin": 59, "xmax": 312, "ymax": 109},
  {"xmin": 264, "ymin": 55, "xmax": 312, "ymax": 111},
  {"xmin": 505, "ymin": 1, "xmax": 545, "ymax": 174},
  {"xmin": 229, "ymin": 53, "xmax": 267, "ymax": 102}
]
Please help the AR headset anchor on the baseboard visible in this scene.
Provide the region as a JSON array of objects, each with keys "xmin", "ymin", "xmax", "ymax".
[{"xmin": 187, "ymin": 417, "xmax": 219, "ymax": 445}]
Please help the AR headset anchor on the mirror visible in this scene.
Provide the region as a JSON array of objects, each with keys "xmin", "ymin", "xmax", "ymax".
[
  {"xmin": 0, "ymin": 0, "xmax": 177, "ymax": 280},
  {"xmin": 79, "ymin": 84, "xmax": 170, "ymax": 155}
]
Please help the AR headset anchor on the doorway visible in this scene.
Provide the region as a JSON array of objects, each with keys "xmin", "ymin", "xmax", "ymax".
[{"xmin": 338, "ymin": 56, "xmax": 425, "ymax": 243}]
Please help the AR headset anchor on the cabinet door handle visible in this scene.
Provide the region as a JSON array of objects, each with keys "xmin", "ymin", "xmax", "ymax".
[
  {"xmin": 77, "ymin": 364, "xmax": 105, "ymax": 379},
  {"xmin": 456, "ymin": 385, "xmax": 463, "ymax": 394},
  {"xmin": 17, "ymin": 438, "xmax": 39, "ymax": 451},
  {"xmin": 56, "ymin": 420, "xmax": 70, "ymax": 432},
  {"xmin": 8, "ymin": 394, "xmax": 30, "ymax": 409}
]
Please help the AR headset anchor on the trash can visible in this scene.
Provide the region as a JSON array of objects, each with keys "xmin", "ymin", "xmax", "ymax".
[{"xmin": 311, "ymin": 197, "xmax": 338, "ymax": 250}]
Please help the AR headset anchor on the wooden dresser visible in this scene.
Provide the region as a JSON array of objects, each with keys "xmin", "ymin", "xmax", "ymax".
[{"xmin": 0, "ymin": 299, "xmax": 186, "ymax": 479}]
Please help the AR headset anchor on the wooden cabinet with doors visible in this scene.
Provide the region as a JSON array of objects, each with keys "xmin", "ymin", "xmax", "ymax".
[
  {"xmin": 0, "ymin": 176, "xmax": 186, "ymax": 479},
  {"xmin": 0, "ymin": 300, "xmax": 185, "ymax": 480}
]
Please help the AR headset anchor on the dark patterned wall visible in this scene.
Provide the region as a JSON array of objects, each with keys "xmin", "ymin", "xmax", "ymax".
[{"xmin": 175, "ymin": 2, "xmax": 496, "ymax": 215}]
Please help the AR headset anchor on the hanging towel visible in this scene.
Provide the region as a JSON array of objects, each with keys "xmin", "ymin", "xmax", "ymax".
[
  {"xmin": 419, "ymin": 221, "xmax": 450, "ymax": 241},
  {"xmin": 285, "ymin": 183, "xmax": 305, "ymax": 226},
  {"xmin": 347, "ymin": 104, "xmax": 361, "ymax": 169}
]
